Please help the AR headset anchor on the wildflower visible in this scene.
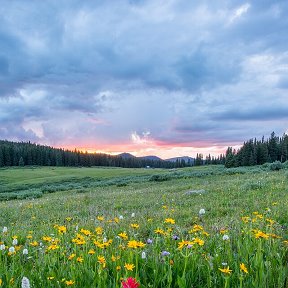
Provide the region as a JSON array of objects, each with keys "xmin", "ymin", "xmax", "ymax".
[
  {"xmin": 131, "ymin": 213, "xmax": 135, "ymax": 218},
  {"xmin": 127, "ymin": 240, "xmax": 145, "ymax": 249},
  {"xmin": 147, "ymin": 238, "xmax": 153, "ymax": 244},
  {"xmin": 68, "ymin": 253, "xmax": 76, "ymax": 260},
  {"xmin": 2, "ymin": 227, "xmax": 8, "ymax": 233},
  {"xmin": 130, "ymin": 223, "xmax": 139, "ymax": 229},
  {"xmin": 193, "ymin": 237, "xmax": 205, "ymax": 246},
  {"xmin": 164, "ymin": 218, "xmax": 175, "ymax": 224},
  {"xmin": 77, "ymin": 257, "xmax": 84, "ymax": 263},
  {"xmin": 124, "ymin": 263, "xmax": 135, "ymax": 271},
  {"xmin": 241, "ymin": 216, "xmax": 250, "ymax": 223},
  {"xmin": 0, "ymin": 244, "xmax": 5, "ymax": 250},
  {"xmin": 118, "ymin": 232, "xmax": 128, "ymax": 240},
  {"xmin": 97, "ymin": 216, "xmax": 104, "ymax": 221},
  {"xmin": 219, "ymin": 266, "xmax": 232, "ymax": 275},
  {"xmin": 47, "ymin": 276, "xmax": 54, "ymax": 280},
  {"xmin": 161, "ymin": 251, "xmax": 170, "ymax": 256},
  {"xmin": 154, "ymin": 228, "xmax": 165, "ymax": 235},
  {"xmin": 8, "ymin": 246, "xmax": 16, "ymax": 255},
  {"xmin": 189, "ymin": 224, "xmax": 204, "ymax": 233},
  {"xmin": 172, "ymin": 235, "xmax": 180, "ymax": 240},
  {"xmin": 222, "ymin": 235, "xmax": 229, "ymax": 241},
  {"xmin": 57, "ymin": 226, "xmax": 67, "ymax": 234},
  {"xmin": 95, "ymin": 227, "xmax": 103, "ymax": 235},
  {"xmin": 98, "ymin": 256, "xmax": 106, "ymax": 265},
  {"xmin": 21, "ymin": 277, "xmax": 30, "ymax": 288},
  {"xmin": 254, "ymin": 230, "xmax": 269, "ymax": 239},
  {"xmin": 141, "ymin": 251, "xmax": 146, "ymax": 259},
  {"xmin": 80, "ymin": 228, "xmax": 92, "ymax": 236},
  {"xmin": 119, "ymin": 215, "xmax": 124, "ymax": 220},
  {"xmin": 116, "ymin": 265, "xmax": 121, "ymax": 271},
  {"xmin": 23, "ymin": 248, "xmax": 28, "ymax": 255},
  {"xmin": 65, "ymin": 280, "xmax": 75, "ymax": 286},
  {"xmin": 240, "ymin": 263, "xmax": 248, "ymax": 274},
  {"xmin": 0, "ymin": 279, "xmax": 2, "ymax": 286},
  {"xmin": 199, "ymin": 209, "xmax": 205, "ymax": 215},
  {"xmin": 169, "ymin": 259, "xmax": 174, "ymax": 265},
  {"xmin": 30, "ymin": 241, "xmax": 39, "ymax": 247},
  {"xmin": 121, "ymin": 277, "xmax": 140, "ymax": 288},
  {"xmin": 88, "ymin": 249, "xmax": 95, "ymax": 255}
]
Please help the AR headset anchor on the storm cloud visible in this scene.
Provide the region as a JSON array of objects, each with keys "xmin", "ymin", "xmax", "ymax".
[{"xmin": 0, "ymin": 0, "xmax": 288, "ymax": 157}]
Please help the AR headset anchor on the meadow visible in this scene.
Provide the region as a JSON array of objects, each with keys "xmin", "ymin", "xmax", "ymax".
[{"xmin": 0, "ymin": 165, "xmax": 287, "ymax": 287}]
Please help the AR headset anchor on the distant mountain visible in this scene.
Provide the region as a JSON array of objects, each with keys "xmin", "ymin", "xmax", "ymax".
[
  {"xmin": 139, "ymin": 155, "xmax": 163, "ymax": 161},
  {"xmin": 165, "ymin": 156, "xmax": 195, "ymax": 164},
  {"xmin": 117, "ymin": 153, "xmax": 136, "ymax": 159}
]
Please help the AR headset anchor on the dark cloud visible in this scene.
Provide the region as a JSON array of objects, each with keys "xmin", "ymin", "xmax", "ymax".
[{"xmin": 0, "ymin": 0, "xmax": 288, "ymax": 155}]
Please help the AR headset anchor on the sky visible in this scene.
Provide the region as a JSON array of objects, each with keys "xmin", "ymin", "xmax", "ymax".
[{"xmin": 1, "ymin": 0, "xmax": 288, "ymax": 159}]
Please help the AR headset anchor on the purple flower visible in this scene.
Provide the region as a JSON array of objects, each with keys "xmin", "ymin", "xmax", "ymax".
[
  {"xmin": 161, "ymin": 251, "xmax": 170, "ymax": 256},
  {"xmin": 146, "ymin": 238, "xmax": 153, "ymax": 244},
  {"xmin": 172, "ymin": 235, "xmax": 179, "ymax": 240}
]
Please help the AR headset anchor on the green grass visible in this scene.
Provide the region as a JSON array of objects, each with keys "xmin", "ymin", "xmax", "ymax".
[{"xmin": 0, "ymin": 166, "xmax": 287, "ymax": 287}]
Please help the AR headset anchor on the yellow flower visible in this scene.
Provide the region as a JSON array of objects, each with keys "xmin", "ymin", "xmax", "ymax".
[
  {"xmin": 189, "ymin": 224, "xmax": 204, "ymax": 233},
  {"xmin": 178, "ymin": 240, "xmax": 194, "ymax": 249},
  {"xmin": 57, "ymin": 226, "xmax": 67, "ymax": 234},
  {"xmin": 118, "ymin": 232, "xmax": 128, "ymax": 240},
  {"xmin": 219, "ymin": 266, "xmax": 232, "ymax": 275},
  {"xmin": 30, "ymin": 241, "xmax": 39, "ymax": 247},
  {"xmin": 0, "ymin": 279, "xmax": 2, "ymax": 286},
  {"xmin": 80, "ymin": 228, "xmax": 92, "ymax": 236},
  {"xmin": 98, "ymin": 255, "xmax": 106, "ymax": 265},
  {"xmin": 154, "ymin": 228, "xmax": 165, "ymax": 235},
  {"xmin": 266, "ymin": 218, "xmax": 275, "ymax": 225},
  {"xmin": 95, "ymin": 227, "xmax": 103, "ymax": 235},
  {"xmin": 116, "ymin": 265, "xmax": 121, "ymax": 271},
  {"xmin": 68, "ymin": 253, "xmax": 76, "ymax": 260},
  {"xmin": 130, "ymin": 223, "xmax": 139, "ymax": 229},
  {"xmin": 240, "ymin": 263, "xmax": 248, "ymax": 274},
  {"xmin": 193, "ymin": 237, "xmax": 205, "ymax": 246},
  {"xmin": 65, "ymin": 217, "xmax": 72, "ymax": 222},
  {"xmin": 164, "ymin": 218, "xmax": 175, "ymax": 224},
  {"xmin": 124, "ymin": 263, "xmax": 135, "ymax": 271},
  {"xmin": 241, "ymin": 216, "xmax": 250, "ymax": 223},
  {"xmin": 114, "ymin": 217, "xmax": 119, "ymax": 223},
  {"xmin": 97, "ymin": 216, "xmax": 104, "ymax": 221},
  {"xmin": 47, "ymin": 276, "xmax": 55, "ymax": 280},
  {"xmin": 26, "ymin": 235, "xmax": 33, "ymax": 239},
  {"xmin": 42, "ymin": 236, "xmax": 52, "ymax": 242},
  {"xmin": 65, "ymin": 280, "xmax": 75, "ymax": 286},
  {"xmin": 88, "ymin": 249, "xmax": 95, "ymax": 255},
  {"xmin": 254, "ymin": 230, "xmax": 269, "ymax": 239},
  {"xmin": 127, "ymin": 240, "xmax": 146, "ymax": 249},
  {"xmin": 47, "ymin": 244, "xmax": 59, "ymax": 251},
  {"xmin": 77, "ymin": 257, "xmax": 84, "ymax": 263}
]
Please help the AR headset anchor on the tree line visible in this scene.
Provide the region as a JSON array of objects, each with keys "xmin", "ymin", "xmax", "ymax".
[{"xmin": 225, "ymin": 132, "xmax": 288, "ymax": 168}]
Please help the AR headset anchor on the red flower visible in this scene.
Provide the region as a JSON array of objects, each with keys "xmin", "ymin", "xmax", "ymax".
[{"xmin": 121, "ymin": 277, "xmax": 140, "ymax": 288}]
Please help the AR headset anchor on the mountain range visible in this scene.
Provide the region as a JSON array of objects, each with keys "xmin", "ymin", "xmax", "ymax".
[{"xmin": 117, "ymin": 153, "xmax": 195, "ymax": 163}]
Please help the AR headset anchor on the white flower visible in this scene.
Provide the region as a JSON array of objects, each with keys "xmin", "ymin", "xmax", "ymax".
[
  {"xmin": 103, "ymin": 237, "xmax": 107, "ymax": 243},
  {"xmin": 141, "ymin": 251, "xmax": 146, "ymax": 259},
  {"xmin": 12, "ymin": 238, "xmax": 18, "ymax": 245},
  {"xmin": 2, "ymin": 226, "xmax": 8, "ymax": 233},
  {"xmin": 119, "ymin": 215, "xmax": 124, "ymax": 220},
  {"xmin": 9, "ymin": 246, "xmax": 15, "ymax": 253},
  {"xmin": 21, "ymin": 276, "xmax": 31, "ymax": 288},
  {"xmin": 222, "ymin": 235, "xmax": 229, "ymax": 241},
  {"xmin": 131, "ymin": 213, "xmax": 135, "ymax": 218},
  {"xmin": 23, "ymin": 248, "xmax": 29, "ymax": 255},
  {"xmin": 0, "ymin": 244, "xmax": 5, "ymax": 250},
  {"xmin": 199, "ymin": 208, "xmax": 206, "ymax": 215}
]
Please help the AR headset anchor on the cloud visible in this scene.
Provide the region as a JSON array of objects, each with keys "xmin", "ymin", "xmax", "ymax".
[{"xmin": 0, "ymin": 0, "xmax": 288, "ymax": 156}]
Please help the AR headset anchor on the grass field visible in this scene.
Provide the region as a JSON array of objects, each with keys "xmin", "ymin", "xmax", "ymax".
[{"xmin": 0, "ymin": 165, "xmax": 287, "ymax": 287}]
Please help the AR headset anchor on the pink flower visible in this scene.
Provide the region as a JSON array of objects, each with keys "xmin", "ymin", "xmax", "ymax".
[{"xmin": 121, "ymin": 277, "xmax": 140, "ymax": 288}]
